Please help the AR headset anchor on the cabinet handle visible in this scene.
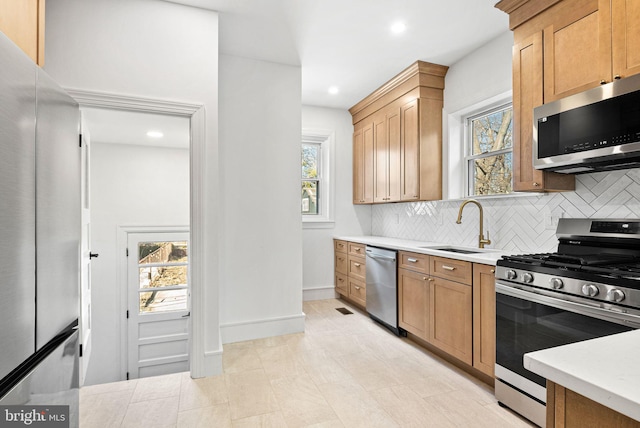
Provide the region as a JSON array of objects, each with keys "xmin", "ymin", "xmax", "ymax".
[
  {"xmin": 428, "ymin": 278, "xmax": 434, "ymax": 282},
  {"xmin": 354, "ymin": 263, "xmax": 361, "ymax": 267},
  {"xmin": 355, "ymin": 248, "xmax": 361, "ymax": 252},
  {"xmin": 600, "ymin": 79, "xmax": 607, "ymax": 85},
  {"xmin": 422, "ymin": 277, "xmax": 428, "ymax": 280},
  {"xmin": 355, "ymin": 286, "xmax": 361, "ymax": 290},
  {"xmin": 338, "ymin": 257, "xmax": 344, "ymax": 261},
  {"xmin": 614, "ymin": 75, "xmax": 621, "ymax": 80},
  {"xmin": 532, "ymin": 182, "xmax": 540, "ymax": 187},
  {"xmin": 442, "ymin": 265, "xmax": 456, "ymax": 271},
  {"xmin": 407, "ymin": 258, "xmax": 418, "ymax": 263},
  {"xmin": 490, "ymin": 269, "xmax": 495, "ymax": 274}
]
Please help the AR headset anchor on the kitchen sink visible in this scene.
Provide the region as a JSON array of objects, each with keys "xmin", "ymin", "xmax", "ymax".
[{"xmin": 418, "ymin": 246, "xmax": 483, "ymax": 254}]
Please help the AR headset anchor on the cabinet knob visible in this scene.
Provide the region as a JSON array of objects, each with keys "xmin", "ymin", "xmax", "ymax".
[
  {"xmin": 614, "ymin": 75, "xmax": 621, "ymax": 80},
  {"xmin": 490, "ymin": 269, "xmax": 495, "ymax": 274},
  {"xmin": 600, "ymin": 79, "xmax": 607, "ymax": 85},
  {"xmin": 533, "ymin": 182, "xmax": 540, "ymax": 187},
  {"xmin": 423, "ymin": 277, "xmax": 428, "ymax": 281},
  {"xmin": 428, "ymin": 278, "xmax": 434, "ymax": 282}
]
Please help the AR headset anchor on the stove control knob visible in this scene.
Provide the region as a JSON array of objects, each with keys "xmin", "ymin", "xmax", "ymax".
[
  {"xmin": 582, "ymin": 284, "xmax": 599, "ymax": 297},
  {"xmin": 550, "ymin": 278, "xmax": 564, "ymax": 290},
  {"xmin": 506, "ymin": 270, "xmax": 517, "ymax": 280},
  {"xmin": 522, "ymin": 273, "xmax": 534, "ymax": 283},
  {"xmin": 607, "ymin": 289, "xmax": 626, "ymax": 303}
]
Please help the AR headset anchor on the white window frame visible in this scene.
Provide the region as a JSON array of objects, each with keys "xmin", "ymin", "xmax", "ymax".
[
  {"xmin": 302, "ymin": 129, "xmax": 335, "ymax": 228},
  {"xmin": 464, "ymin": 102, "xmax": 513, "ymax": 197},
  {"xmin": 445, "ymin": 90, "xmax": 514, "ymax": 200}
]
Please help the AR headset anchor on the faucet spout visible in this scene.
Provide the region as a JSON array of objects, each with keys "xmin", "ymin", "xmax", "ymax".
[{"xmin": 456, "ymin": 199, "xmax": 491, "ymax": 249}]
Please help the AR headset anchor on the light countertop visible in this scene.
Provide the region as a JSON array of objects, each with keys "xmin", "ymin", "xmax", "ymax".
[
  {"xmin": 524, "ymin": 330, "xmax": 640, "ymax": 422},
  {"xmin": 335, "ymin": 235, "xmax": 513, "ymax": 265}
]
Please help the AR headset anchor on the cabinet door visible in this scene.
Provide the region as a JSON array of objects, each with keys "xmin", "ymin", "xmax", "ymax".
[
  {"xmin": 473, "ymin": 264, "xmax": 496, "ymax": 378},
  {"xmin": 387, "ymin": 107, "xmax": 401, "ymax": 202},
  {"xmin": 398, "ymin": 268, "xmax": 430, "ymax": 340},
  {"xmin": 401, "ymin": 99, "xmax": 420, "ymax": 201},
  {"xmin": 612, "ymin": 0, "xmax": 640, "ymax": 79},
  {"xmin": 353, "ymin": 124, "xmax": 374, "ymax": 204},
  {"xmin": 0, "ymin": 0, "xmax": 45, "ymax": 65},
  {"xmin": 373, "ymin": 115, "xmax": 388, "ymax": 203},
  {"xmin": 543, "ymin": 0, "xmax": 612, "ymax": 102},
  {"xmin": 430, "ymin": 277, "xmax": 472, "ymax": 365}
]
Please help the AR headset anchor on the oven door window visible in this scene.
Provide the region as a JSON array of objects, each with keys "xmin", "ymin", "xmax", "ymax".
[{"xmin": 496, "ymin": 291, "xmax": 633, "ymax": 387}]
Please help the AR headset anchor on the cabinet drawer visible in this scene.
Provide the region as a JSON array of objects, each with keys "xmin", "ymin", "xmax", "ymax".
[
  {"xmin": 430, "ymin": 256, "xmax": 472, "ymax": 285},
  {"xmin": 349, "ymin": 277, "xmax": 366, "ymax": 307},
  {"xmin": 335, "ymin": 253, "xmax": 348, "ymax": 275},
  {"xmin": 334, "ymin": 239, "xmax": 348, "ymax": 254},
  {"xmin": 348, "ymin": 242, "xmax": 366, "ymax": 257},
  {"xmin": 348, "ymin": 255, "xmax": 366, "ymax": 281},
  {"xmin": 398, "ymin": 251, "xmax": 429, "ymax": 274},
  {"xmin": 335, "ymin": 272, "xmax": 348, "ymax": 295}
]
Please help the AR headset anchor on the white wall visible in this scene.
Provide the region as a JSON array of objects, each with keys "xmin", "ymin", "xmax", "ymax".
[
  {"xmin": 218, "ymin": 54, "xmax": 305, "ymax": 342},
  {"xmin": 88, "ymin": 142, "xmax": 189, "ymax": 385},
  {"xmin": 45, "ymin": 0, "xmax": 221, "ymax": 378},
  {"xmin": 301, "ymin": 106, "xmax": 372, "ymax": 300}
]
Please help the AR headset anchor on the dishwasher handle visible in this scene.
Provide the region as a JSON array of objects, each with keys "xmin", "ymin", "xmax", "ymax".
[{"xmin": 366, "ymin": 248, "xmax": 396, "ymax": 262}]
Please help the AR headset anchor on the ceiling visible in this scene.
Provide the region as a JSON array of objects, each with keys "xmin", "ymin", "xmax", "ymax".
[{"xmin": 163, "ymin": 0, "xmax": 509, "ymax": 110}]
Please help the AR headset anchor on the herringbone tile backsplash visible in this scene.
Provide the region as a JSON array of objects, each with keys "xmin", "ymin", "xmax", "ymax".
[{"xmin": 372, "ymin": 169, "xmax": 640, "ymax": 253}]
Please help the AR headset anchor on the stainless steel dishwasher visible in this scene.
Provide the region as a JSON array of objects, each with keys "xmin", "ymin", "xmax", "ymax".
[{"xmin": 365, "ymin": 246, "xmax": 403, "ymax": 336}]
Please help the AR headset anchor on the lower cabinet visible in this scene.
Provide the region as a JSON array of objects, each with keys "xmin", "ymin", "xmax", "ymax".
[
  {"xmin": 334, "ymin": 239, "xmax": 366, "ymax": 307},
  {"xmin": 430, "ymin": 277, "xmax": 473, "ymax": 365},
  {"xmin": 473, "ymin": 263, "xmax": 496, "ymax": 377},
  {"xmin": 547, "ymin": 381, "xmax": 640, "ymax": 428},
  {"xmin": 398, "ymin": 267, "xmax": 430, "ymax": 340}
]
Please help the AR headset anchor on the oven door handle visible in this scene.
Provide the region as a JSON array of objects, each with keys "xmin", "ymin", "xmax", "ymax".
[{"xmin": 496, "ymin": 282, "xmax": 640, "ymax": 328}]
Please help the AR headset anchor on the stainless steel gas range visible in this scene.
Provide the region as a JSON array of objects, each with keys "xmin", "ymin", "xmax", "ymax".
[{"xmin": 494, "ymin": 218, "xmax": 640, "ymax": 427}]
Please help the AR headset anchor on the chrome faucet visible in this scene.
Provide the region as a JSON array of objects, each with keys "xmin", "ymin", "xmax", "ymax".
[{"xmin": 456, "ymin": 199, "xmax": 491, "ymax": 249}]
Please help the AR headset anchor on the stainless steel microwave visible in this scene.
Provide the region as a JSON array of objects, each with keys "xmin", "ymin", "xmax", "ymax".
[{"xmin": 534, "ymin": 73, "xmax": 640, "ymax": 174}]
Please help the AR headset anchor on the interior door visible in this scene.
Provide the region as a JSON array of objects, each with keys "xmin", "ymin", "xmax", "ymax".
[
  {"xmin": 79, "ymin": 115, "xmax": 92, "ymax": 386},
  {"xmin": 127, "ymin": 231, "xmax": 190, "ymax": 379}
]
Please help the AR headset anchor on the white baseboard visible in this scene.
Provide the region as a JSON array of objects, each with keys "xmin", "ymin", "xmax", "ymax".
[
  {"xmin": 220, "ymin": 312, "xmax": 306, "ymax": 344},
  {"xmin": 303, "ymin": 285, "xmax": 338, "ymax": 301},
  {"xmin": 191, "ymin": 336, "xmax": 223, "ymax": 378}
]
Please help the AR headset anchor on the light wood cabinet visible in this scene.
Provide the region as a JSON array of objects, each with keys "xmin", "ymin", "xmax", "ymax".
[
  {"xmin": 333, "ymin": 239, "xmax": 366, "ymax": 307},
  {"xmin": 430, "ymin": 256, "xmax": 472, "ymax": 285},
  {"xmin": 398, "ymin": 267, "xmax": 430, "ymax": 340},
  {"xmin": 0, "ymin": 0, "xmax": 45, "ymax": 65},
  {"xmin": 472, "ymin": 264, "xmax": 496, "ymax": 377},
  {"xmin": 353, "ymin": 124, "xmax": 374, "ymax": 204},
  {"xmin": 547, "ymin": 381, "xmax": 640, "ymax": 427},
  {"xmin": 498, "ymin": 0, "xmax": 640, "ymax": 193},
  {"xmin": 373, "ymin": 108, "xmax": 401, "ymax": 203},
  {"xmin": 350, "ymin": 61, "xmax": 448, "ymax": 204},
  {"xmin": 430, "ymin": 276, "xmax": 473, "ymax": 365}
]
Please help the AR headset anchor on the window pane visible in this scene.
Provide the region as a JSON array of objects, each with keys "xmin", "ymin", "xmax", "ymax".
[
  {"xmin": 302, "ymin": 144, "xmax": 319, "ymax": 179},
  {"xmin": 139, "ymin": 266, "xmax": 188, "ymax": 289},
  {"xmin": 140, "ymin": 289, "xmax": 187, "ymax": 313},
  {"xmin": 472, "ymin": 152, "xmax": 513, "ymax": 195},
  {"xmin": 471, "ymin": 108, "xmax": 513, "ymax": 155},
  {"xmin": 138, "ymin": 241, "xmax": 188, "ymax": 265},
  {"xmin": 301, "ymin": 181, "xmax": 318, "ymax": 214}
]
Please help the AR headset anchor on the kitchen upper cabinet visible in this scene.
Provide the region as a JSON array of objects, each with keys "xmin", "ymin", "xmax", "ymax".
[
  {"xmin": 612, "ymin": 0, "xmax": 640, "ymax": 79},
  {"xmin": 542, "ymin": 0, "xmax": 611, "ymax": 102},
  {"xmin": 472, "ymin": 264, "xmax": 496, "ymax": 378},
  {"xmin": 498, "ymin": 0, "xmax": 640, "ymax": 193},
  {"xmin": 353, "ymin": 123, "xmax": 374, "ymax": 204},
  {"xmin": 0, "ymin": 0, "xmax": 45, "ymax": 65},
  {"xmin": 350, "ymin": 61, "xmax": 448, "ymax": 204},
  {"xmin": 373, "ymin": 109, "xmax": 401, "ymax": 203}
]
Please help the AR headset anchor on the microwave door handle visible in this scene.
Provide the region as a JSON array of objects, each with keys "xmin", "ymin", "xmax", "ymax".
[{"xmin": 496, "ymin": 282, "xmax": 640, "ymax": 328}]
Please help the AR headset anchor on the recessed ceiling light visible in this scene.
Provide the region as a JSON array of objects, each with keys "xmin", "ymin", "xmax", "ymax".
[
  {"xmin": 328, "ymin": 86, "xmax": 339, "ymax": 95},
  {"xmin": 146, "ymin": 131, "xmax": 164, "ymax": 138},
  {"xmin": 390, "ymin": 22, "xmax": 406, "ymax": 34}
]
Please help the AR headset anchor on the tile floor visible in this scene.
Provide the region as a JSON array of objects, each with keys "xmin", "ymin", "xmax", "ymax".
[{"xmin": 80, "ymin": 299, "xmax": 535, "ymax": 427}]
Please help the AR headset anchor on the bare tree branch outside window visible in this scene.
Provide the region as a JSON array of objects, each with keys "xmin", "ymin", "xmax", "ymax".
[{"xmin": 467, "ymin": 105, "xmax": 513, "ymax": 196}]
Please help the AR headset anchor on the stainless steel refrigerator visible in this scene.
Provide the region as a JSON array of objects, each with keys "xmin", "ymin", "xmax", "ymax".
[{"xmin": 0, "ymin": 31, "xmax": 81, "ymax": 427}]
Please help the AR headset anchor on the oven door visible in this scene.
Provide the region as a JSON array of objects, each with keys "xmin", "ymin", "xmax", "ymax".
[{"xmin": 495, "ymin": 281, "xmax": 640, "ymax": 403}]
